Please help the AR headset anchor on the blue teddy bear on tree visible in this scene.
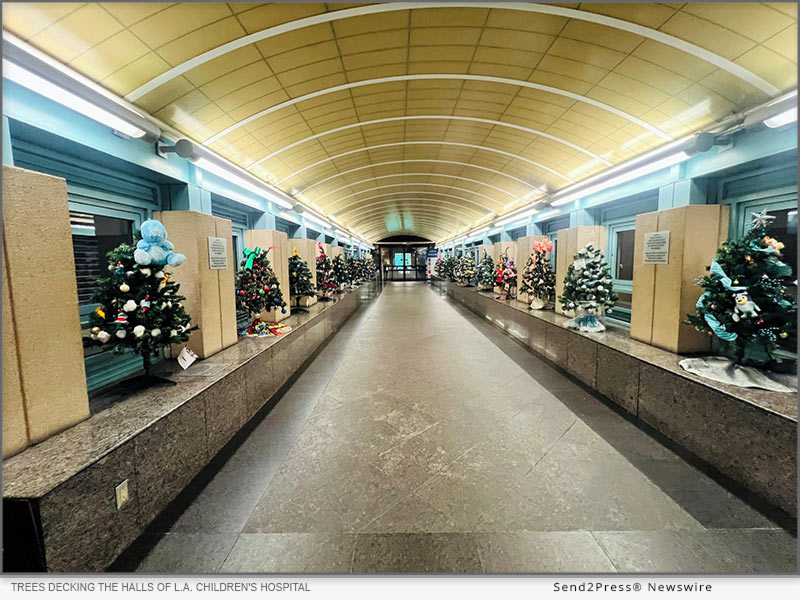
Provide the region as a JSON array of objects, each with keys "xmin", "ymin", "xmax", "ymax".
[{"xmin": 133, "ymin": 219, "xmax": 186, "ymax": 267}]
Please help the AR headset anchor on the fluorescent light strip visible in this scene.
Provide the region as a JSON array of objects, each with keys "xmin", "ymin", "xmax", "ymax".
[
  {"xmin": 495, "ymin": 207, "xmax": 540, "ymax": 227},
  {"xmin": 765, "ymin": 108, "xmax": 797, "ymax": 128},
  {"xmin": 3, "ymin": 60, "xmax": 146, "ymax": 138}
]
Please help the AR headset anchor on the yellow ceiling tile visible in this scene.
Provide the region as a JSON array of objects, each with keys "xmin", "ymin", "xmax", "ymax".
[
  {"xmin": 537, "ymin": 55, "xmax": 608, "ymax": 84},
  {"xmin": 198, "ymin": 62, "xmax": 274, "ymax": 101},
  {"xmin": 472, "ymin": 46, "xmax": 542, "ymax": 69},
  {"xmin": 408, "ymin": 78, "xmax": 464, "ymax": 90},
  {"xmin": 342, "ymin": 47, "xmax": 407, "ymax": 71},
  {"xmin": 479, "ymin": 28, "xmax": 554, "ymax": 53},
  {"xmin": 568, "ymin": 101, "xmax": 630, "ymax": 128},
  {"xmin": 580, "ymin": 3, "xmax": 678, "ymax": 28},
  {"xmin": 184, "ymin": 44, "xmax": 265, "ymax": 87},
  {"xmin": 275, "ymin": 57, "xmax": 342, "ymax": 89},
  {"xmin": 598, "ymin": 71, "xmax": 671, "ymax": 106},
  {"xmin": 485, "ymin": 9, "xmax": 568, "ymax": 35},
  {"xmin": 215, "ymin": 76, "xmax": 283, "ymax": 112},
  {"xmin": 2, "ymin": 2, "xmax": 84, "ymax": 39},
  {"xmin": 700, "ymin": 67, "xmax": 775, "ymax": 107},
  {"xmin": 734, "ymin": 45, "xmax": 797, "ymax": 90},
  {"xmin": 560, "ymin": 20, "xmax": 644, "ymax": 53},
  {"xmin": 410, "ymin": 27, "xmax": 483, "ymax": 47},
  {"xmin": 305, "ymin": 111, "xmax": 359, "ymax": 132},
  {"xmin": 680, "ymin": 3, "xmax": 794, "ymax": 43},
  {"xmin": 284, "ymin": 72, "xmax": 348, "ymax": 99},
  {"xmin": 228, "ymin": 88, "xmax": 291, "ymax": 122},
  {"xmin": 31, "ymin": 4, "xmax": 123, "ymax": 62},
  {"xmin": 459, "ymin": 87, "xmax": 515, "ymax": 104},
  {"xmin": 409, "ymin": 61, "xmax": 470, "ymax": 75},
  {"xmin": 529, "ymin": 71, "xmax": 594, "ymax": 95},
  {"xmin": 347, "ymin": 63, "xmax": 409, "ymax": 83},
  {"xmin": 555, "ymin": 108, "xmax": 617, "ymax": 137},
  {"xmin": 297, "ymin": 96, "xmax": 354, "ymax": 120},
  {"xmin": 586, "ymin": 85, "xmax": 654, "ymax": 117},
  {"xmin": 409, "ymin": 45, "xmax": 475, "ymax": 62},
  {"xmin": 69, "ymin": 30, "xmax": 149, "ymax": 81},
  {"xmin": 671, "ymin": 83, "xmax": 737, "ymax": 121},
  {"xmin": 294, "ymin": 89, "xmax": 351, "ymax": 111},
  {"xmin": 763, "ymin": 25, "xmax": 798, "ymax": 63},
  {"xmin": 338, "ymin": 29, "xmax": 408, "ymax": 54},
  {"xmin": 631, "ymin": 40, "xmax": 717, "ymax": 82},
  {"xmin": 658, "ymin": 11, "xmax": 756, "ymax": 61},
  {"xmin": 130, "ymin": 2, "xmax": 231, "ymax": 48},
  {"xmin": 765, "ymin": 2, "xmax": 798, "ymax": 19},
  {"xmin": 267, "ymin": 40, "xmax": 341, "ymax": 74},
  {"xmin": 613, "ymin": 55, "xmax": 692, "ymax": 94},
  {"xmin": 410, "ymin": 7, "xmax": 489, "ymax": 27},
  {"xmin": 101, "ymin": 51, "xmax": 171, "ymax": 96},
  {"xmin": 469, "ymin": 62, "xmax": 532, "ymax": 81},
  {"xmin": 237, "ymin": 2, "xmax": 328, "ymax": 33},
  {"xmin": 157, "ymin": 17, "xmax": 246, "ymax": 66},
  {"xmin": 547, "ymin": 38, "xmax": 625, "ymax": 70},
  {"xmin": 135, "ymin": 75, "xmax": 195, "ymax": 114},
  {"xmin": 358, "ymin": 101, "xmax": 407, "ymax": 116},
  {"xmin": 333, "ymin": 10, "xmax": 409, "ymax": 37},
  {"xmin": 102, "ymin": 3, "xmax": 172, "ymax": 27},
  {"xmin": 256, "ymin": 23, "xmax": 334, "ymax": 56}
]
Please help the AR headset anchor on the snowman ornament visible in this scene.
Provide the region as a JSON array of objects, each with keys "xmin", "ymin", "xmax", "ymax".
[{"xmin": 731, "ymin": 291, "xmax": 760, "ymax": 322}]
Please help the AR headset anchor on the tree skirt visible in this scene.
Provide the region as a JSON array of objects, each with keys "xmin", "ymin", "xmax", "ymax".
[
  {"xmin": 239, "ymin": 321, "xmax": 293, "ymax": 337},
  {"xmin": 679, "ymin": 356, "xmax": 796, "ymax": 392}
]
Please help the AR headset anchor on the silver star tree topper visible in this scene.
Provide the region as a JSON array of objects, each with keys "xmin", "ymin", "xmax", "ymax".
[{"xmin": 750, "ymin": 209, "xmax": 776, "ymax": 230}]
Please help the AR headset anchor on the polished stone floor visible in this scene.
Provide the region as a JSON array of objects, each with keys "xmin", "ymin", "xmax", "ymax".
[{"xmin": 129, "ymin": 282, "xmax": 796, "ymax": 573}]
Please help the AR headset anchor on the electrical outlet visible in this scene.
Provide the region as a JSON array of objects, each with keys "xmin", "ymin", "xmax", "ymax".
[{"xmin": 115, "ymin": 479, "xmax": 129, "ymax": 510}]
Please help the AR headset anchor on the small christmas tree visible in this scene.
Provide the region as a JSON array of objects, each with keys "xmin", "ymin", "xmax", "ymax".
[
  {"xmin": 315, "ymin": 242, "xmax": 337, "ymax": 301},
  {"xmin": 495, "ymin": 249, "xmax": 517, "ymax": 299},
  {"xmin": 520, "ymin": 239, "xmax": 556, "ymax": 310},
  {"xmin": 346, "ymin": 256, "xmax": 361, "ymax": 285},
  {"xmin": 289, "ymin": 248, "xmax": 315, "ymax": 312},
  {"xmin": 235, "ymin": 245, "xmax": 287, "ymax": 334},
  {"xmin": 454, "ymin": 254, "xmax": 475, "ymax": 286},
  {"xmin": 559, "ymin": 242, "xmax": 617, "ymax": 332},
  {"xmin": 473, "ymin": 250, "xmax": 495, "ymax": 290},
  {"xmin": 332, "ymin": 254, "xmax": 348, "ymax": 291},
  {"xmin": 363, "ymin": 254, "xmax": 377, "ymax": 280},
  {"xmin": 85, "ymin": 221, "xmax": 195, "ymax": 384},
  {"xmin": 687, "ymin": 210, "xmax": 796, "ymax": 369}
]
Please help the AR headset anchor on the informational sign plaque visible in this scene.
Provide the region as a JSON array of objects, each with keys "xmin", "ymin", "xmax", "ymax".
[
  {"xmin": 208, "ymin": 237, "xmax": 228, "ymax": 270},
  {"xmin": 643, "ymin": 231, "xmax": 670, "ymax": 264}
]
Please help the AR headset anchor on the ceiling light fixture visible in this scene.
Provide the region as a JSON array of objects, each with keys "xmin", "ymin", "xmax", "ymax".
[
  {"xmin": 2, "ymin": 32, "xmax": 161, "ymax": 142},
  {"xmin": 743, "ymin": 90, "xmax": 797, "ymax": 130}
]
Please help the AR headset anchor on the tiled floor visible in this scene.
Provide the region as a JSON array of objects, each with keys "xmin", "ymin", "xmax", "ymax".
[{"xmin": 131, "ymin": 282, "xmax": 796, "ymax": 574}]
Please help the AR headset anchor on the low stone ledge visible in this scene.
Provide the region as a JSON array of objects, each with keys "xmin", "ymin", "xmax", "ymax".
[
  {"xmin": 433, "ymin": 279, "xmax": 797, "ymax": 516},
  {"xmin": 2, "ymin": 281, "xmax": 380, "ymax": 572}
]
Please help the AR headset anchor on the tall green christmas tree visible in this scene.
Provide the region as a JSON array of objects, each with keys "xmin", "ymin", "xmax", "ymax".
[
  {"xmin": 519, "ymin": 239, "xmax": 556, "ymax": 310},
  {"xmin": 85, "ymin": 225, "xmax": 195, "ymax": 383},
  {"xmin": 473, "ymin": 250, "xmax": 495, "ymax": 290},
  {"xmin": 289, "ymin": 248, "xmax": 315, "ymax": 312},
  {"xmin": 235, "ymin": 245, "xmax": 286, "ymax": 333},
  {"xmin": 559, "ymin": 242, "xmax": 617, "ymax": 332},
  {"xmin": 455, "ymin": 254, "xmax": 475, "ymax": 286},
  {"xmin": 687, "ymin": 210, "xmax": 796, "ymax": 369},
  {"xmin": 332, "ymin": 254, "xmax": 348, "ymax": 290},
  {"xmin": 315, "ymin": 242, "xmax": 337, "ymax": 301},
  {"xmin": 346, "ymin": 256, "xmax": 361, "ymax": 285}
]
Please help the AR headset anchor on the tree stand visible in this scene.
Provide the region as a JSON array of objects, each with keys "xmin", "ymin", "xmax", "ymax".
[
  {"xmin": 292, "ymin": 295, "xmax": 309, "ymax": 314},
  {"xmin": 121, "ymin": 351, "xmax": 177, "ymax": 389},
  {"xmin": 564, "ymin": 308, "xmax": 606, "ymax": 332}
]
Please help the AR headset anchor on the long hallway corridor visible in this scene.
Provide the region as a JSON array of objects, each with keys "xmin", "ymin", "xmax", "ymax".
[{"xmin": 130, "ymin": 283, "xmax": 795, "ymax": 574}]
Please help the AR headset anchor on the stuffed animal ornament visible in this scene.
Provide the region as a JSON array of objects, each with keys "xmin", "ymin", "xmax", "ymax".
[
  {"xmin": 731, "ymin": 291, "xmax": 761, "ymax": 322},
  {"xmin": 133, "ymin": 219, "xmax": 186, "ymax": 267}
]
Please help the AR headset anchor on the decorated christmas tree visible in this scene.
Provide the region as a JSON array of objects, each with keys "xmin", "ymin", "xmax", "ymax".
[
  {"xmin": 363, "ymin": 254, "xmax": 377, "ymax": 280},
  {"xmin": 289, "ymin": 248, "xmax": 315, "ymax": 312},
  {"xmin": 346, "ymin": 256, "xmax": 361, "ymax": 285},
  {"xmin": 559, "ymin": 242, "xmax": 617, "ymax": 332},
  {"xmin": 495, "ymin": 249, "xmax": 517, "ymax": 299},
  {"xmin": 235, "ymin": 245, "xmax": 287, "ymax": 334},
  {"xmin": 687, "ymin": 210, "xmax": 796, "ymax": 369},
  {"xmin": 454, "ymin": 254, "xmax": 475, "ymax": 286},
  {"xmin": 85, "ymin": 219, "xmax": 195, "ymax": 383},
  {"xmin": 315, "ymin": 242, "xmax": 337, "ymax": 301},
  {"xmin": 473, "ymin": 250, "xmax": 495, "ymax": 290},
  {"xmin": 332, "ymin": 254, "xmax": 348, "ymax": 291},
  {"xmin": 519, "ymin": 239, "xmax": 556, "ymax": 310}
]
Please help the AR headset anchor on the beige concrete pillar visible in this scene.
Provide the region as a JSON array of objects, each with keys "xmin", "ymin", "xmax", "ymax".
[
  {"xmin": 244, "ymin": 229, "xmax": 291, "ymax": 321},
  {"xmin": 555, "ymin": 226, "xmax": 606, "ymax": 315},
  {"xmin": 493, "ymin": 241, "xmax": 518, "ymax": 296},
  {"xmin": 631, "ymin": 205, "xmax": 729, "ymax": 353},
  {"xmin": 155, "ymin": 210, "xmax": 237, "ymax": 359},
  {"xmin": 329, "ymin": 246, "xmax": 344, "ymax": 260},
  {"xmin": 2, "ymin": 166, "xmax": 89, "ymax": 452},
  {"xmin": 289, "ymin": 238, "xmax": 318, "ymax": 308},
  {"xmin": 516, "ymin": 235, "xmax": 548, "ymax": 304}
]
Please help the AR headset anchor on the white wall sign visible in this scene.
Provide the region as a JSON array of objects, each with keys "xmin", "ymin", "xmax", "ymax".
[
  {"xmin": 208, "ymin": 237, "xmax": 228, "ymax": 270},
  {"xmin": 643, "ymin": 231, "xmax": 670, "ymax": 264}
]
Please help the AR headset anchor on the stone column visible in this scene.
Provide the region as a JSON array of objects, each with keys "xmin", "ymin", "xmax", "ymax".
[
  {"xmin": 154, "ymin": 210, "xmax": 237, "ymax": 359},
  {"xmin": 631, "ymin": 205, "xmax": 729, "ymax": 353},
  {"xmin": 244, "ymin": 229, "xmax": 291, "ymax": 321},
  {"xmin": 554, "ymin": 225, "xmax": 606, "ymax": 315},
  {"xmin": 2, "ymin": 165, "xmax": 89, "ymax": 454}
]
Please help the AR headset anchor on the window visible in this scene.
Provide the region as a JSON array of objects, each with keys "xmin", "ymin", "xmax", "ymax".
[
  {"xmin": 306, "ymin": 228, "xmax": 320, "ymax": 241},
  {"xmin": 509, "ymin": 226, "xmax": 526, "ymax": 241},
  {"xmin": 606, "ymin": 223, "xmax": 636, "ymax": 324}
]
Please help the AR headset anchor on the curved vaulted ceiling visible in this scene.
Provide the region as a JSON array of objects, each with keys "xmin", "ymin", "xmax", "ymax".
[{"xmin": 4, "ymin": 2, "xmax": 797, "ymax": 242}]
